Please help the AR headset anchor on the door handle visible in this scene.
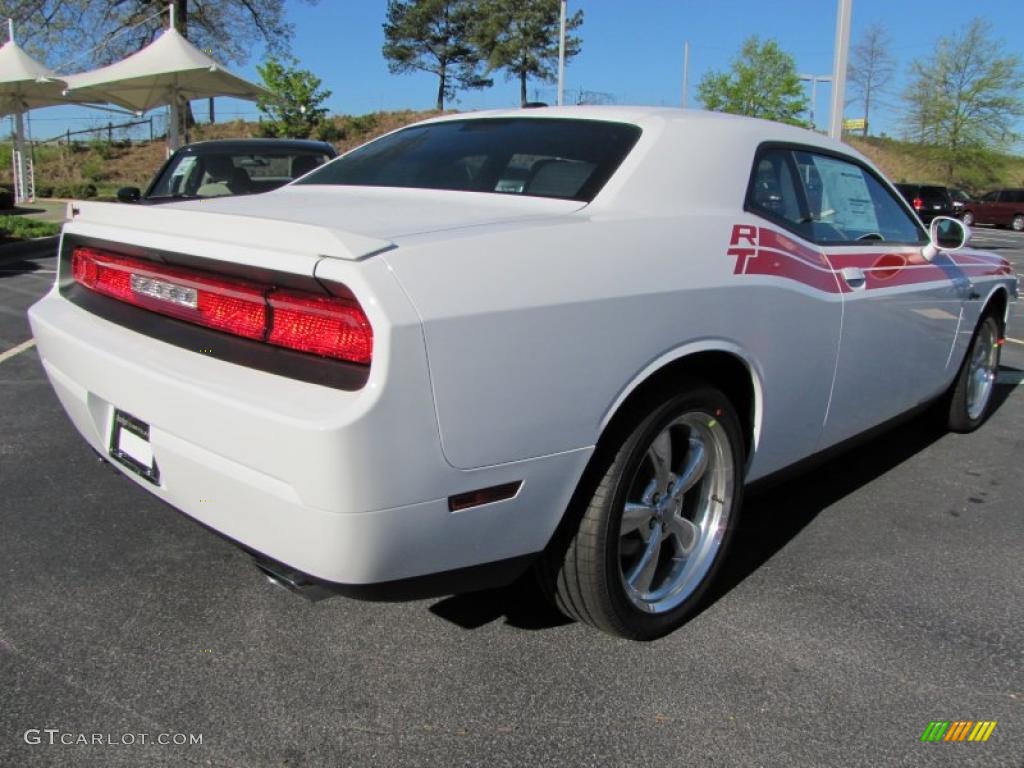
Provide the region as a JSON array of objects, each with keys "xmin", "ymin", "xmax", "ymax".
[{"xmin": 840, "ymin": 266, "xmax": 867, "ymax": 290}]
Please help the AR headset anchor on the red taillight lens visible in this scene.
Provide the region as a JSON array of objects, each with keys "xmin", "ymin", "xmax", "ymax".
[
  {"xmin": 912, "ymin": 197, "xmax": 923, "ymax": 210},
  {"xmin": 268, "ymin": 291, "xmax": 373, "ymax": 364},
  {"xmin": 72, "ymin": 246, "xmax": 266, "ymax": 339},
  {"xmin": 71, "ymin": 246, "xmax": 373, "ymax": 364}
]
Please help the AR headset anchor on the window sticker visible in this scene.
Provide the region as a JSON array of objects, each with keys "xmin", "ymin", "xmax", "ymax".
[
  {"xmin": 172, "ymin": 155, "xmax": 197, "ymax": 178},
  {"xmin": 812, "ymin": 155, "xmax": 879, "ymax": 233}
]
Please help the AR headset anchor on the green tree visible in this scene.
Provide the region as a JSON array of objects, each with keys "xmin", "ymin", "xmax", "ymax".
[
  {"xmin": 383, "ymin": 0, "xmax": 490, "ymax": 111},
  {"xmin": 901, "ymin": 18, "xmax": 1024, "ymax": 183},
  {"xmin": 0, "ymin": 0, "xmax": 316, "ymax": 68},
  {"xmin": 697, "ymin": 37, "xmax": 807, "ymax": 125},
  {"xmin": 256, "ymin": 56, "xmax": 331, "ymax": 139},
  {"xmin": 474, "ymin": 0, "xmax": 583, "ymax": 107},
  {"xmin": 847, "ymin": 22, "xmax": 895, "ymax": 136}
]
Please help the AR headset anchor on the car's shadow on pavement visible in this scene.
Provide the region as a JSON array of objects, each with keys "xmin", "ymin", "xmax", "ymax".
[
  {"xmin": 0, "ymin": 258, "xmax": 45, "ymax": 279},
  {"xmin": 428, "ymin": 369, "xmax": 1021, "ymax": 634},
  {"xmin": 0, "ymin": 236, "xmax": 59, "ymax": 279}
]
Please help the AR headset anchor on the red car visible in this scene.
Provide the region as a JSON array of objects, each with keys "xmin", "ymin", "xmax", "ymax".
[{"xmin": 960, "ymin": 188, "xmax": 1024, "ymax": 231}]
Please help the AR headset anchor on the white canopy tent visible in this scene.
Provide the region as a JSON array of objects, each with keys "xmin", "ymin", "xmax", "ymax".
[
  {"xmin": 0, "ymin": 22, "xmax": 96, "ymax": 203},
  {"xmin": 61, "ymin": 9, "xmax": 269, "ymax": 153}
]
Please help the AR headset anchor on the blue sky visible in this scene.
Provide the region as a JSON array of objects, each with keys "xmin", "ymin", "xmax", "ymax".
[{"xmin": 19, "ymin": 0, "xmax": 1024, "ymax": 142}]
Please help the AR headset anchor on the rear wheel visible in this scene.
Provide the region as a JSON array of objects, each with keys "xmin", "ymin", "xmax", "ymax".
[
  {"xmin": 962, "ymin": 211, "xmax": 975, "ymax": 226},
  {"xmin": 539, "ymin": 384, "xmax": 744, "ymax": 640},
  {"xmin": 947, "ymin": 314, "xmax": 1001, "ymax": 432},
  {"xmin": 1012, "ymin": 214, "xmax": 1024, "ymax": 232}
]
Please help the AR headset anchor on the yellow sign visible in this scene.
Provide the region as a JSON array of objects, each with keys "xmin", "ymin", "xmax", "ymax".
[{"xmin": 843, "ymin": 118, "xmax": 866, "ymax": 131}]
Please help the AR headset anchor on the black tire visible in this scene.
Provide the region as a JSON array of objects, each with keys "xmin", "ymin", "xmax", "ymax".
[
  {"xmin": 1012, "ymin": 214, "xmax": 1024, "ymax": 232},
  {"xmin": 962, "ymin": 211, "xmax": 975, "ymax": 227},
  {"xmin": 947, "ymin": 313, "xmax": 1002, "ymax": 432},
  {"xmin": 538, "ymin": 383, "xmax": 745, "ymax": 640}
]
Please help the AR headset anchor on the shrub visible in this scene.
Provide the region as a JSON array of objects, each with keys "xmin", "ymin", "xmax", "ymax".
[
  {"xmin": 315, "ymin": 121, "xmax": 344, "ymax": 143},
  {"xmin": 0, "ymin": 216, "xmax": 61, "ymax": 239},
  {"xmin": 346, "ymin": 113, "xmax": 379, "ymax": 137},
  {"xmin": 53, "ymin": 182, "xmax": 98, "ymax": 199}
]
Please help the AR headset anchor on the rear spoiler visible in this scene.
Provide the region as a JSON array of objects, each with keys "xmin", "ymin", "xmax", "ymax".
[{"xmin": 63, "ymin": 201, "xmax": 394, "ymax": 262}]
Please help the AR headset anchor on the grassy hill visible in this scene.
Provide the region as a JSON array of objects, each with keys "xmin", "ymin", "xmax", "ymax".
[
  {"xmin": 3, "ymin": 109, "xmax": 1022, "ymax": 200},
  {"xmin": 0, "ymin": 110, "xmax": 438, "ymax": 199},
  {"xmin": 847, "ymin": 136, "xmax": 1024, "ymax": 194}
]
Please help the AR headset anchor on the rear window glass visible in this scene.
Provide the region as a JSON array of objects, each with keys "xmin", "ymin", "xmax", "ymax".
[
  {"xmin": 298, "ymin": 118, "xmax": 642, "ymax": 202},
  {"xmin": 919, "ymin": 186, "xmax": 949, "ymax": 204},
  {"xmin": 149, "ymin": 150, "xmax": 331, "ymax": 199}
]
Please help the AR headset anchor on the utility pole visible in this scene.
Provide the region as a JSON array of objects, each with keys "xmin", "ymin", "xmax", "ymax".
[
  {"xmin": 557, "ymin": 0, "xmax": 567, "ymax": 106},
  {"xmin": 681, "ymin": 41, "xmax": 690, "ymax": 108},
  {"xmin": 828, "ymin": 0, "xmax": 853, "ymax": 139}
]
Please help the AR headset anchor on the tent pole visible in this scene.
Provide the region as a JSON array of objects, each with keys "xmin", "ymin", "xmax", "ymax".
[
  {"xmin": 12, "ymin": 110, "xmax": 29, "ymax": 204},
  {"xmin": 168, "ymin": 95, "xmax": 180, "ymax": 155}
]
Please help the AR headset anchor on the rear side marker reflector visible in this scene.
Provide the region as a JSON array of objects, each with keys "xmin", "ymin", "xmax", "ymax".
[
  {"xmin": 71, "ymin": 246, "xmax": 372, "ymax": 364},
  {"xmin": 448, "ymin": 482, "xmax": 523, "ymax": 512}
]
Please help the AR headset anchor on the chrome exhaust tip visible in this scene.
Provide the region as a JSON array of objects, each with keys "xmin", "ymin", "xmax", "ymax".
[{"xmin": 251, "ymin": 556, "xmax": 338, "ymax": 602}]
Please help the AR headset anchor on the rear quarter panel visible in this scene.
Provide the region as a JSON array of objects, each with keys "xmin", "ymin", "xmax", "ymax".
[{"xmin": 384, "ymin": 211, "xmax": 844, "ymax": 481}]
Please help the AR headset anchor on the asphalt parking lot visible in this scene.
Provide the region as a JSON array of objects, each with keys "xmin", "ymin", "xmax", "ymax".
[{"xmin": 1, "ymin": 229, "xmax": 1022, "ymax": 767}]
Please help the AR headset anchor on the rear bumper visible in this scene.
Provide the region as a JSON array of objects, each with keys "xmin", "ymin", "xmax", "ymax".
[{"xmin": 29, "ymin": 289, "xmax": 590, "ymax": 586}]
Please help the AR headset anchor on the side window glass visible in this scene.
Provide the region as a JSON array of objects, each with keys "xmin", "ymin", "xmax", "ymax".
[
  {"xmin": 981, "ymin": 191, "xmax": 998, "ymax": 202},
  {"xmin": 746, "ymin": 149, "xmax": 809, "ymax": 237},
  {"xmin": 793, "ymin": 151, "xmax": 924, "ymax": 244}
]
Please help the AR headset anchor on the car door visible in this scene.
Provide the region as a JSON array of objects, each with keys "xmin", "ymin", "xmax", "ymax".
[
  {"xmin": 786, "ymin": 149, "xmax": 966, "ymax": 448},
  {"xmin": 976, "ymin": 191, "xmax": 1000, "ymax": 224},
  {"xmin": 991, "ymin": 191, "xmax": 1015, "ymax": 227},
  {"xmin": 740, "ymin": 147, "xmax": 845, "ymax": 470},
  {"xmin": 1002, "ymin": 190, "xmax": 1024, "ymax": 227}
]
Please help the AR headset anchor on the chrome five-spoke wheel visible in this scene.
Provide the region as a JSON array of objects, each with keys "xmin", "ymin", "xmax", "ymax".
[
  {"xmin": 619, "ymin": 412, "xmax": 734, "ymax": 614},
  {"xmin": 947, "ymin": 313, "xmax": 1002, "ymax": 433},
  {"xmin": 541, "ymin": 383, "xmax": 744, "ymax": 640},
  {"xmin": 966, "ymin": 318, "xmax": 999, "ymax": 421}
]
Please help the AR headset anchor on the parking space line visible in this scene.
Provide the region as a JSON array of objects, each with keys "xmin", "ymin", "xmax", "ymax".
[
  {"xmin": 1007, "ymin": 337, "xmax": 1024, "ymax": 345},
  {"xmin": 0, "ymin": 339, "xmax": 35, "ymax": 364}
]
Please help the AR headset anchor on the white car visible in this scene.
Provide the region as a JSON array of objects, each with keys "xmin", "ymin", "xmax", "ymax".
[{"xmin": 29, "ymin": 107, "xmax": 1018, "ymax": 639}]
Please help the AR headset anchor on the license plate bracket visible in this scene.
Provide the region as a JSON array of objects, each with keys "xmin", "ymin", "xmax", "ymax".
[{"xmin": 109, "ymin": 409, "xmax": 160, "ymax": 484}]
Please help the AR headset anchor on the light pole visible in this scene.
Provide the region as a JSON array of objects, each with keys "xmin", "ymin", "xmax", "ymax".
[
  {"xmin": 681, "ymin": 41, "xmax": 690, "ymax": 108},
  {"xmin": 557, "ymin": 0, "xmax": 567, "ymax": 106},
  {"xmin": 828, "ymin": 0, "xmax": 853, "ymax": 139},
  {"xmin": 799, "ymin": 74, "xmax": 832, "ymax": 131}
]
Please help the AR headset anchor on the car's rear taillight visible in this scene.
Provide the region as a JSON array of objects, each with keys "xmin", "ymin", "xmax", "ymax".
[
  {"xmin": 71, "ymin": 246, "xmax": 372, "ymax": 364},
  {"xmin": 912, "ymin": 197, "xmax": 924, "ymax": 210},
  {"xmin": 268, "ymin": 291, "xmax": 373, "ymax": 364},
  {"xmin": 73, "ymin": 247, "xmax": 266, "ymax": 339}
]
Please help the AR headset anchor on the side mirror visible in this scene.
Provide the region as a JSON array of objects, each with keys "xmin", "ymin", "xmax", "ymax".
[
  {"xmin": 116, "ymin": 186, "xmax": 141, "ymax": 203},
  {"xmin": 921, "ymin": 215, "xmax": 969, "ymax": 261}
]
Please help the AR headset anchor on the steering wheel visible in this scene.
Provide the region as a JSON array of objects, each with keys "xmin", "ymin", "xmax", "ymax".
[{"xmin": 857, "ymin": 232, "xmax": 884, "ymax": 241}]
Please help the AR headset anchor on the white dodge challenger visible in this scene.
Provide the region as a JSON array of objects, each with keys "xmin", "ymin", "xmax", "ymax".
[{"xmin": 29, "ymin": 107, "xmax": 1018, "ymax": 639}]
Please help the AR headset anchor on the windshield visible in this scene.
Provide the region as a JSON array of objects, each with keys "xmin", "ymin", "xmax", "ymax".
[
  {"xmin": 148, "ymin": 149, "xmax": 331, "ymax": 199},
  {"xmin": 297, "ymin": 118, "xmax": 642, "ymax": 202}
]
